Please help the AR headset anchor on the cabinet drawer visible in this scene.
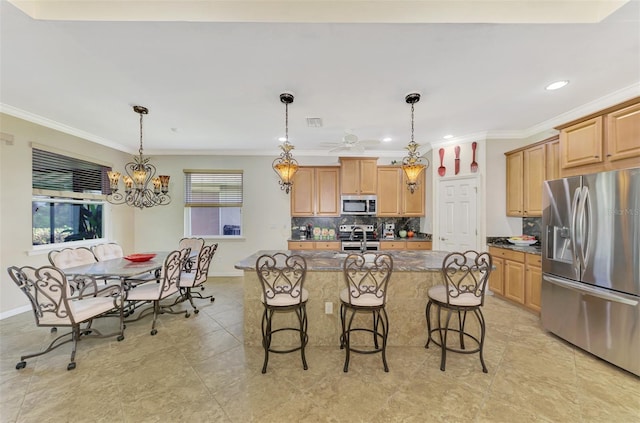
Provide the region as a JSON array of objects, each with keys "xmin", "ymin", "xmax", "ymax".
[
  {"xmin": 315, "ymin": 241, "xmax": 340, "ymax": 250},
  {"xmin": 409, "ymin": 241, "xmax": 432, "ymax": 250},
  {"xmin": 380, "ymin": 241, "xmax": 406, "ymax": 250},
  {"xmin": 288, "ymin": 241, "xmax": 315, "ymax": 250},
  {"xmin": 489, "ymin": 246, "xmax": 525, "ymax": 262},
  {"xmin": 525, "ymin": 253, "xmax": 542, "ymax": 267}
]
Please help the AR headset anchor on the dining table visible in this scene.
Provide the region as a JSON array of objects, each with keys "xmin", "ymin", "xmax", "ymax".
[{"xmin": 62, "ymin": 252, "xmax": 169, "ymax": 286}]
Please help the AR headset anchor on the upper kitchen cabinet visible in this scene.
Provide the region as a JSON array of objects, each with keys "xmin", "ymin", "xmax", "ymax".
[
  {"xmin": 340, "ymin": 157, "xmax": 377, "ymax": 194},
  {"xmin": 545, "ymin": 137, "xmax": 560, "ymax": 181},
  {"xmin": 558, "ymin": 97, "xmax": 640, "ymax": 177},
  {"xmin": 291, "ymin": 166, "xmax": 340, "ymax": 217},
  {"xmin": 376, "ymin": 166, "xmax": 425, "ymax": 217},
  {"xmin": 505, "ymin": 139, "xmax": 549, "ymax": 217},
  {"xmin": 607, "ymin": 102, "xmax": 640, "ymax": 162}
]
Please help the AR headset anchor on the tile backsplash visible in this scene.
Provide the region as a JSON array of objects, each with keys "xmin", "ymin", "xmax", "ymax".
[
  {"xmin": 523, "ymin": 217, "xmax": 542, "ymax": 239},
  {"xmin": 291, "ymin": 216, "xmax": 423, "ymax": 240}
]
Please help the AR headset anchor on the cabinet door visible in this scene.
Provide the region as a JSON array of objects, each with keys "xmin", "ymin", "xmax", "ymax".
[
  {"xmin": 506, "ymin": 151, "xmax": 524, "ymax": 216},
  {"xmin": 410, "ymin": 241, "xmax": 432, "ymax": 250},
  {"xmin": 545, "ymin": 139, "xmax": 560, "ymax": 181},
  {"xmin": 525, "ymin": 263, "xmax": 542, "ymax": 312},
  {"xmin": 288, "ymin": 241, "xmax": 315, "ymax": 250},
  {"xmin": 560, "ymin": 116, "xmax": 603, "ymax": 168},
  {"xmin": 379, "ymin": 241, "xmax": 406, "ymax": 250},
  {"xmin": 359, "ymin": 159, "xmax": 378, "ymax": 194},
  {"xmin": 489, "ymin": 256, "xmax": 504, "ymax": 295},
  {"xmin": 376, "ymin": 167, "xmax": 401, "ymax": 216},
  {"xmin": 340, "ymin": 159, "xmax": 360, "ymax": 194},
  {"xmin": 402, "ymin": 170, "xmax": 425, "ymax": 216},
  {"xmin": 291, "ymin": 167, "xmax": 314, "ymax": 216},
  {"xmin": 523, "ymin": 144, "xmax": 545, "ymax": 216},
  {"xmin": 315, "ymin": 167, "xmax": 340, "ymax": 216},
  {"xmin": 504, "ymin": 259, "xmax": 526, "ymax": 304},
  {"xmin": 606, "ymin": 102, "xmax": 640, "ymax": 162}
]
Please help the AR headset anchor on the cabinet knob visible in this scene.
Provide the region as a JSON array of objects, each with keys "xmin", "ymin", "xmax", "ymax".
[
  {"xmin": 606, "ymin": 154, "xmax": 612, "ymax": 157},
  {"xmin": 594, "ymin": 155, "xmax": 599, "ymax": 158}
]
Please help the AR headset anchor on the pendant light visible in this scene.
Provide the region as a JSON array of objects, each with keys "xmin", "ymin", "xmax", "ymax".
[
  {"xmin": 106, "ymin": 106, "xmax": 171, "ymax": 209},
  {"xmin": 272, "ymin": 93, "xmax": 299, "ymax": 194},
  {"xmin": 401, "ymin": 93, "xmax": 429, "ymax": 193}
]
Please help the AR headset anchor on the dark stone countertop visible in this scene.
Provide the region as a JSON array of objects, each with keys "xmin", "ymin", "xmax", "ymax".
[
  {"xmin": 234, "ymin": 250, "xmax": 447, "ymax": 272},
  {"xmin": 487, "ymin": 242, "xmax": 541, "ymax": 255}
]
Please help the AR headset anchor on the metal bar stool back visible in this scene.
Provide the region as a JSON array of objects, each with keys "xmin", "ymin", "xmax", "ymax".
[
  {"xmin": 340, "ymin": 252, "xmax": 393, "ymax": 372},
  {"xmin": 255, "ymin": 252, "xmax": 308, "ymax": 373},
  {"xmin": 425, "ymin": 250, "xmax": 492, "ymax": 372}
]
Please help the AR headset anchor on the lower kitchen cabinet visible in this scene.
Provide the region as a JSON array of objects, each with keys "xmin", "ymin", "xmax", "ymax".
[
  {"xmin": 525, "ymin": 253, "xmax": 542, "ymax": 312},
  {"xmin": 488, "ymin": 256, "xmax": 504, "ymax": 295},
  {"xmin": 288, "ymin": 241, "xmax": 340, "ymax": 250},
  {"xmin": 379, "ymin": 240, "xmax": 432, "ymax": 250},
  {"xmin": 504, "ymin": 258, "xmax": 526, "ymax": 304},
  {"xmin": 489, "ymin": 246, "xmax": 542, "ymax": 312}
]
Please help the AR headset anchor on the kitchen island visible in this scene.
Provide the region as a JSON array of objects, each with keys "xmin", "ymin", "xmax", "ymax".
[{"xmin": 234, "ymin": 249, "xmax": 451, "ymax": 347}]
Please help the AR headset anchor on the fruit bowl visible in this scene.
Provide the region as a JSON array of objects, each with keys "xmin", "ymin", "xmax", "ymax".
[
  {"xmin": 508, "ymin": 237, "xmax": 537, "ymax": 246},
  {"xmin": 124, "ymin": 253, "xmax": 156, "ymax": 262}
]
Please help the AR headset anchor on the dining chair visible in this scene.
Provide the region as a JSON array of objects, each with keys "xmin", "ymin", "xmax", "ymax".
[
  {"xmin": 91, "ymin": 243, "xmax": 124, "ymax": 261},
  {"xmin": 48, "ymin": 247, "xmax": 97, "ymax": 269},
  {"xmin": 340, "ymin": 252, "xmax": 393, "ymax": 372},
  {"xmin": 125, "ymin": 249, "xmax": 184, "ymax": 335},
  {"xmin": 178, "ymin": 237, "xmax": 205, "ymax": 273},
  {"xmin": 169, "ymin": 243, "xmax": 218, "ymax": 317},
  {"xmin": 425, "ymin": 250, "xmax": 493, "ymax": 372},
  {"xmin": 7, "ymin": 264, "xmax": 125, "ymax": 370},
  {"xmin": 255, "ymin": 252, "xmax": 309, "ymax": 373}
]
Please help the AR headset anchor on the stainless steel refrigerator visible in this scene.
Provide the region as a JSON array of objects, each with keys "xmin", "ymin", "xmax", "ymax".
[{"xmin": 541, "ymin": 167, "xmax": 639, "ymax": 376}]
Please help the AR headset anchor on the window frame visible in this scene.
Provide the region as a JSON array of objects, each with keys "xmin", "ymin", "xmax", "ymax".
[{"xmin": 183, "ymin": 170, "xmax": 244, "ymax": 239}]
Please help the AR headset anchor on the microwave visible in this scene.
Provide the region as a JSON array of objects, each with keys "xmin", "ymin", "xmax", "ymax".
[{"xmin": 341, "ymin": 195, "xmax": 377, "ymax": 216}]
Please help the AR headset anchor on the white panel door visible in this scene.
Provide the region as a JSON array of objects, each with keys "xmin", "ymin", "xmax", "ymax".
[{"xmin": 438, "ymin": 176, "xmax": 478, "ymax": 252}]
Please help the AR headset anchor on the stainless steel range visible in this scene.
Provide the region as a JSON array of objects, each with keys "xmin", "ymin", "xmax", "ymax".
[{"xmin": 338, "ymin": 224, "xmax": 380, "ymax": 252}]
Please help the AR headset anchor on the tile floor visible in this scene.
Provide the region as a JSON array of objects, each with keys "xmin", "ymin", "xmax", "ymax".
[{"xmin": 1, "ymin": 277, "xmax": 638, "ymax": 423}]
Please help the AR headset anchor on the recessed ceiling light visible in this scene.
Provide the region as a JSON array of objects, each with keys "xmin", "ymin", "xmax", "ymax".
[
  {"xmin": 546, "ymin": 80, "xmax": 569, "ymax": 90},
  {"xmin": 382, "ymin": 137, "xmax": 392, "ymax": 142},
  {"xmin": 443, "ymin": 134, "xmax": 453, "ymax": 139}
]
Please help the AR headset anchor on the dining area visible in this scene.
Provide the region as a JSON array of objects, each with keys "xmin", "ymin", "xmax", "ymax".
[{"xmin": 6, "ymin": 238, "xmax": 218, "ymax": 371}]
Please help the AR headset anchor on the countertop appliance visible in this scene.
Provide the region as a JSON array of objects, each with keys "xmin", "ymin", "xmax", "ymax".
[
  {"xmin": 383, "ymin": 223, "xmax": 395, "ymax": 239},
  {"xmin": 341, "ymin": 195, "xmax": 377, "ymax": 216},
  {"xmin": 541, "ymin": 168, "xmax": 639, "ymax": 376},
  {"xmin": 338, "ymin": 224, "xmax": 379, "ymax": 251}
]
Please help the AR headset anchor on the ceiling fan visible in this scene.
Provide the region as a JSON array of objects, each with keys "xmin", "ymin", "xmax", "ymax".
[{"xmin": 320, "ymin": 132, "xmax": 381, "ymax": 153}]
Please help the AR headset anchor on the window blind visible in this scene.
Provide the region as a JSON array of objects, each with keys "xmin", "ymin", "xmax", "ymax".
[
  {"xmin": 32, "ymin": 148, "xmax": 111, "ymax": 194},
  {"xmin": 184, "ymin": 170, "xmax": 243, "ymax": 207}
]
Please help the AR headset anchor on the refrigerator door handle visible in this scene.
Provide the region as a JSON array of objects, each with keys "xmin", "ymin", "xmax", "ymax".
[
  {"xmin": 570, "ymin": 187, "xmax": 581, "ymax": 272},
  {"xmin": 543, "ymin": 274, "xmax": 639, "ymax": 306},
  {"xmin": 579, "ymin": 186, "xmax": 592, "ymax": 269}
]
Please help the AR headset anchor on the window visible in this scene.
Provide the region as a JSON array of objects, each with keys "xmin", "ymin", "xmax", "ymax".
[
  {"xmin": 32, "ymin": 147, "xmax": 109, "ymax": 246},
  {"xmin": 184, "ymin": 170, "xmax": 243, "ymax": 237}
]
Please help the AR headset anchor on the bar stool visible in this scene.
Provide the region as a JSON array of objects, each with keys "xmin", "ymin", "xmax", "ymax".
[
  {"xmin": 255, "ymin": 252, "xmax": 308, "ymax": 373},
  {"xmin": 340, "ymin": 252, "xmax": 393, "ymax": 372},
  {"xmin": 425, "ymin": 250, "xmax": 492, "ymax": 372}
]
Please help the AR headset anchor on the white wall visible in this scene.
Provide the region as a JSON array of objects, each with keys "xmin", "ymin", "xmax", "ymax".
[
  {"xmin": 0, "ymin": 114, "xmax": 135, "ymax": 318},
  {"xmin": 485, "ymin": 137, "xmax": 531, "ymax": 236}
]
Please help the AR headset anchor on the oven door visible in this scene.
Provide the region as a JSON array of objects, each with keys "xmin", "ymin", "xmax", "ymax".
[{"xmin": 341, "ymin": 241, "xmax": 380, "ymax": 251}]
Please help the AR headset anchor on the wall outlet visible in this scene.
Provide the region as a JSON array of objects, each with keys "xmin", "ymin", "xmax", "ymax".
[{"xmin": 324, "ymin": 301, "xmax": 333, "ymax": 314}]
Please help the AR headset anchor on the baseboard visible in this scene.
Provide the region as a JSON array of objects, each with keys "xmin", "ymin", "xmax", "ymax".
[{"xmin": 0, "ymin": 304, "xmax": 31, "ymax": 320}]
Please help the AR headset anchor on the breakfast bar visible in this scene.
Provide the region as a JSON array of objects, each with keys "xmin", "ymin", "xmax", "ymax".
[{"xmin": 234, "ymin": 250, "xmax": 451, "ymax": 347}]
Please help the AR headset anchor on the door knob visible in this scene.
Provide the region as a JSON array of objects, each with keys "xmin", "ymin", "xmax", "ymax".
[{"xmin": 440, "ymin": 237, "xmax": 447, "ymax": 241}]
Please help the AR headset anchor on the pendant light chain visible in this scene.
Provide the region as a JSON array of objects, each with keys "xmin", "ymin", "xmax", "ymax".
[
  {"xmin": 410, "ymin": 102, "xmax": 415, "ymax": 144},
  {"xmin": 138, "ymin": 111, "xmax": 145, "ymax": 159}
]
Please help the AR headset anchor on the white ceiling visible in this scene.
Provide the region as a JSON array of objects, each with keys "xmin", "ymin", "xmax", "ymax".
[{"xmin": 1, "ymin": 0, "xmax": 639, "ymax": 158}]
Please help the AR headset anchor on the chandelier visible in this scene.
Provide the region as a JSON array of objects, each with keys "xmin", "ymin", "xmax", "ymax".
[
  {"xmin": 106, "ymin": 106, "xmax": 171, "ymax": 209},
  {"xmin": 272, "ymin": 93, "xmax": 299, "ymax": 194},
  {"xmin": 401, "ymin": 93, "xmax": 429, "ymax": 193}
]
